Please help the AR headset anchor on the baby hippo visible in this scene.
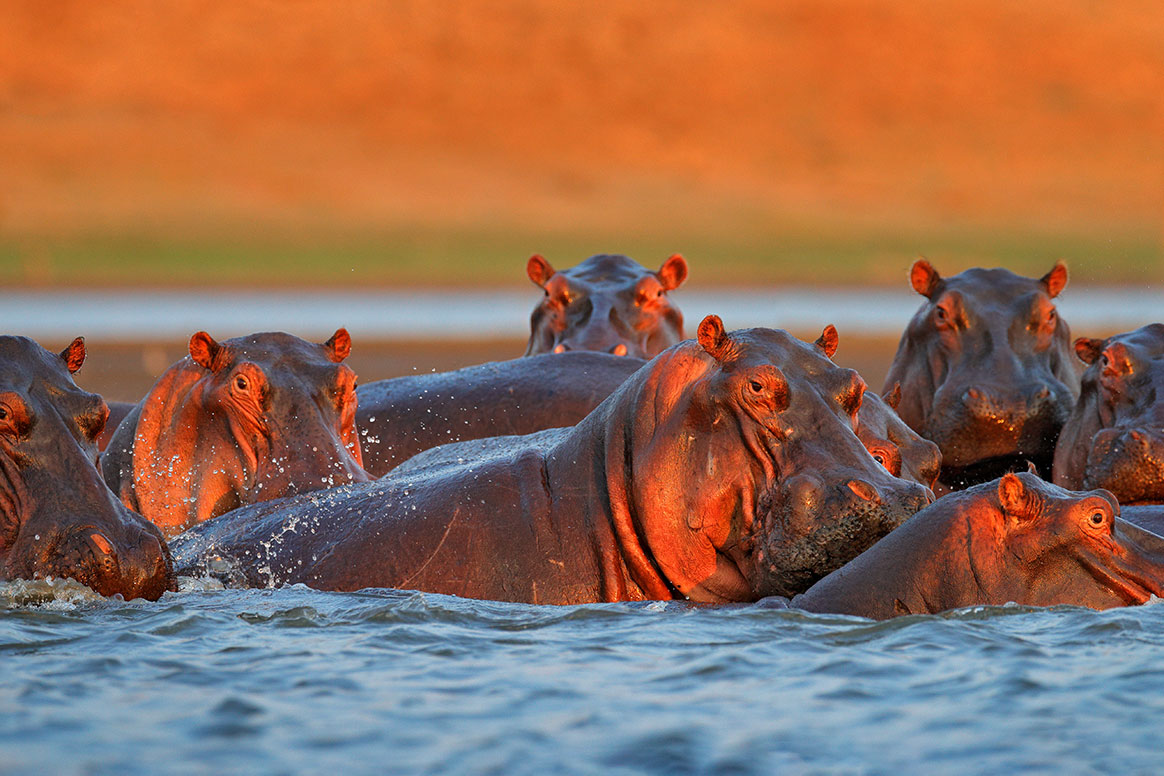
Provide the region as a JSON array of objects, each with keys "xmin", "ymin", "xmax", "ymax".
[{"xmin": 793, "ymin": 472, "xmax": 1164, "ymax": 619}]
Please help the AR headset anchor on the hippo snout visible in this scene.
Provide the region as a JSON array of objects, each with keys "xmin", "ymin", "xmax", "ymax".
[
  {"xmin": 58, "ymin": 522, "xmax": 175, "ymax": 601},
  {"xmin": 1084, "ymin": 427, "xmax": 1164, "ymax": 503},
  {"xmin": 959, "ymin": 383, "xmax": 1057, "ymax": 423}
]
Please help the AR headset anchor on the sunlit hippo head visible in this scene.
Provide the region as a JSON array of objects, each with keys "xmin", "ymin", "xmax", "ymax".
[
  {"xmin": 524, "ymin": 253, "xmax": 687, "ymax": 358},
  {"xmin": 102, "ymin": 329, "xmax": 370, "ymax": 537},
  {"xmin": 857, "ymin": 384, "xmax": 942, "ymax": 494},
  {"xmin": 795, "ymin": 472, "xmax": 1164, "ymax": 619},
  {"xmin": 668, "ymin": 318, "xmax": 932, "ymax": 599},
  {"xmin": 0, "ymin": 336, "xmax": 174, "ymax": 599},
  {"xmin": 884, "ymin": 260, "xmax": 1078, "ymax": 490},
  {"xmin": 1053, "ymin": 324, "xmax": 1164, "ymax": 504}
]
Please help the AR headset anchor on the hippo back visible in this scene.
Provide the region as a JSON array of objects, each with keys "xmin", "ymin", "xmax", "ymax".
[{"xmin": 355, "ymin": 351, "xmax": 644, "ymax": 475}]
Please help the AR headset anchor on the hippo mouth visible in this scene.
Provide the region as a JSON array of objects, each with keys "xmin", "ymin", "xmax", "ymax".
[
  {"xmin": 1074, "ymin": 546, "xmax": 1163, "ymax": 606},
  {"xmin": 939, "ymin": 453, "xmax": 1052, "ymax": 490}
]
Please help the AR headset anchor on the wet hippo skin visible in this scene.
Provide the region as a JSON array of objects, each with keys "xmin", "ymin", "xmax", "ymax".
[
  {"xmin": 102, "ymin": 330, "xmax": 369, "ymax": 537},
  {"xmin": 0, "ymin": 335, "xmax": 174, "ymax": 600},
  {"xmin": 355, "ymin": 352, "xmax": 645, "ymax": 476},
  {"xmin": 525, "ymin": 253, "xmax": 687, "ymax": 358},
  {"xmin": 1053, "ymin": 324, "xmax": 1164, "ymax": 504},
  {"xmin": 792, "ymin": 472, "xmax": 1164, "ymax": 619},
  {"xmin": 884, "ymin": 260, "xmax": 1078, "ymax": 492},
  {"xmin": 173, "ymin": 318, "xmax": 930, "ymax": 603}
]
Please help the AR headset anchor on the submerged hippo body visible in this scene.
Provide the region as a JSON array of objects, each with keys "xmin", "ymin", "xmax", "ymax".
[
  {"xmin": 174, "ymin": 318, "xmax": 929, "ymax": 603},
  {"xmin": 885, "ymin": 260, "xmax": 1078, "ymax": 491},
  {"xmin": 355, "ymin": 352, "xmax": 644, "ymax": 476},
  {"xmin": 1053, "ymin": 324, "xmax": 1164, "ymax": 504},
  {"xmin": 525, "ymin": 253, "xmax": 687, "ymax": 358},
  {"xmin": 793, "ymin": 472, "xmax": 1164, "ymax": 619},
  {"xmin": 0, "ymin": 336, "xmax": 174, "ymax": 599},
  {"xmin": 102, "ymin": 330, "xmax": 369, "ymax": 537}
]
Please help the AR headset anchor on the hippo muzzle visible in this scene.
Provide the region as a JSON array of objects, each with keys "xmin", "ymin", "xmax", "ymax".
[
  {"xmin": 1083, "ymin": 427, "xmax": 1164, "ymax": 504},
  {"xmin": 36, "ymin": 520, "xmax": 175, "ymax": 601}
]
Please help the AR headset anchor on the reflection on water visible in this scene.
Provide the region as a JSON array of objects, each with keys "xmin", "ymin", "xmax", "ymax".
[{"xmin": 2, "ymin": 581, "xmax": 1163, "ymax": 774}]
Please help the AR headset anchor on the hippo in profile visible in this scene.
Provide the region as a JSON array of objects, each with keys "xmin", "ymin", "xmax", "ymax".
[
  {"xmin": 173, "ymin": 318, "xmax": 930, "ymax": 602},
  {"xmin": 884, "ymin": 260, "xmax": 1078, "ymax": 491},
  {"xmin": 355, "ymin": 352, "xmax": 644, "ymax": 476},
  {"xmin": 525, "ymin": 253, "xmax": 687, "ymax": 358},
  {"xmin": 793, "ymin": 472, "xmax": 1164, "ymax": 619},
  {"xmin": 102, "ymin": 330, "xmax": 370, "ymax": 537},
  {"xmin": 0, "ymin": 336, "xmax": 174, "ymax": 599},
  {"xmin": 1053, "ymin": 324, "xmax": 1164, "ymax": 505}
]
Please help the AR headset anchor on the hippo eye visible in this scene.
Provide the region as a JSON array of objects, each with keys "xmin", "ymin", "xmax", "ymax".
[
  {"xmin": 872, "ymin": 453, "xmax": 885, "ymax": 465},
  {"xmin": 1089, "ymin": 511, "xmax": 1105, "ymax": 526},
  {"xmin": 235, "ymin": 375, "xmax": 249, "ymax": 391},
  {"xmin": 0, "ymin": 407, "xmax": 6, "ymax": 421},
  {"xmin": 749, "ymin": 380, "xmax": 764, "ymax": 394}
]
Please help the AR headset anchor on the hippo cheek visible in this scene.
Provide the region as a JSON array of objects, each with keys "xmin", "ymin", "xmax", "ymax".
[
  {"xmin": 1070, "ymin": 543, "xmax": 1164, "ymax": 608},
  {"xmin": 1083, "ymin": 428, "xmax": 1164, "ymax": 504}
]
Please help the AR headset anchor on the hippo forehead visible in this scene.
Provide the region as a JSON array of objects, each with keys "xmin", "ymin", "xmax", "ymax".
[
  {"xmin": 560, "ymin": 254, "xmax": 656, "ymax": 288},
  {"xmin": 214, "ymin": 332, "xmax": 339, "ymax": 379},
  {"xmin": 936, "ymin": 267, "xmax": 1052, "ymax": 312},
  {"xmin": 0, "ymin": 336, "xmax": 91, "ymax": 404},
  {"xmin": 721, "ymin": 328, "xmax": 834, "ymax": 377},
  {"xmin": 1107, "ymin": 324, "xmax": 1164, "ymax": 358}
]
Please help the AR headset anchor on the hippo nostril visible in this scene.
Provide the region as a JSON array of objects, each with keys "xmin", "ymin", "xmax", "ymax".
[
  {"xmin": 611, "ymin": 344, "xmax": 628, "ymax": 356},
  {"xmin": 1033, "ymin": 387, "xmax": 1051, "ymax": 402},
  {"xmin": 1129, "ymin": 430, "xmax": 1146, "ymax": 444},
  {"xmin": 90, "ymin": 533, "xmax": 113, "ymax": 555},
  {"xmin": 965, "ymin": 388, "xmax": 982, "ymax": 402},
  {"xmin": 553, "ymin": 344, "xmax": 567, "ymax": 354},
  {"xmin": 847, "ymin": 480, "xmax": 879, "ymax": 502}
]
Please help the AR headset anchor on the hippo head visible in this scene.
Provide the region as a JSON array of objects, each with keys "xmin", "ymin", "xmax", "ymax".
[
  {"xmin": 856, "ymin": 385, "xmax": 942, "ymax": 493},
  {"xmin": 1053, "ymin": 324, "xmax": 1164, "ymax": 504},
  {"xmin": 126, "ymin": 329, "xmax": 370, "ymax": 535},
  {"xmin": 800, "ymin": 472, "xmax": 1164, "ymax": 618},
  {"xmin": 612, "ymin": 317, "xmax": 931, "ymax": 602},
  {"xmin": 524, "ymin": 253, "xmax": 687, "ymax": 358},
  {"xmin": 0, "ymin": 336, "xmax": 174, "ymax": 599},
  {"xmin": 885, "ymin": 260, "xmax": 1078, "ymax": 490}
]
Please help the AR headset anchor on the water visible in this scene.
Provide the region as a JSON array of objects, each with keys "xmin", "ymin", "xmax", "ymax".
[
  {"xmin": 0, "ymin": 288, "xmax": 1160, "ymax": 341},
  {"xmin": 2, "ymin": 580, "xmax": 1163, "ymax": 775}
]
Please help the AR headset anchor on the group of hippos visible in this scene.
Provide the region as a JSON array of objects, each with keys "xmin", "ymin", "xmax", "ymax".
[{"xmin": 4, "ymin": 253, "xmax": 1164, "ymax": 619}]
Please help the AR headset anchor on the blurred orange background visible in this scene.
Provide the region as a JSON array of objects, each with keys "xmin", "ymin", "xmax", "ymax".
[{"xmin": 1, "ymin": 0, "xmax": 1161, "ymax": 287}]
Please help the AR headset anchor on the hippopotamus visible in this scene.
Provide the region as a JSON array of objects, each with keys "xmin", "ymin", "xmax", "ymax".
[
  {"xmin": 793, "ymin": 472, "xmax": 1164, "ymax": 619},
  {"xmin": 172, "ymin": 317, "xmax": 930, "ymax": 602},
  {"xmin": 884, "ymin": 260, "xmax": 1079, "ymax": 491},
  {"xmin": 102, "ymin": 330, "xmax": 369, "ymax": 537},
  {"xmin": 857, "ymin": 387, "xmax": 941, "ymax": 492},
  {"xmin": 0, "ymin": 336, "xmax": 174, "ymax": 599},
  {"xmin": 355, "ymin": 352, "xmax": 645, "ymax": 476},
  {"xmin": 1053, "ymin": 324, "xmax": 1164, "ymax": 504},
  {"xmin": 97, "ymin": 400, "xmax": 135, "ymax": 452},
  {"xmin": 525, "ymin": 253, "xmax": 687, "ymax": 358}
]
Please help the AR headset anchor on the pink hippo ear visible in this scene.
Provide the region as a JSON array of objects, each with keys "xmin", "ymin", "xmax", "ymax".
[
  {"xmin": 1073, "ymin": 336, "xmax": 1105, "ymax": 365},
  {"xmin": 188, "ymin": 331, "xmax": 224, "ymax": 371},
  {"xmin": 910, "ymin": 258, "xmax": 942, "ymax": 299},
  {"xmin": 997, "ymin": 472, "xmax": 1039, "ymax": 519},
  {"xmin": 657, "ymin": 254, "xmax": 688, "ymax": 291},
  {"xmin": 697, "ymin": 315, "xmax": 737, "ymax": 362},
  {"xmin": 59, "ymin": 336, "xmax": 86, "ymax": 374},
  {"xmin": 815, "ymin": 324, "xmax": 838, "ymax": 359},
  {"xmin": 882, "ymin": 382, "xmax": 902, "ymax": 410},
  {"xmin": 1040, "ymin": 260, "xmax": 1068, "ymax": 298},
  {"xmin": 526, "ymin": 254, "xmax": 556, "ymax": 288},
  {"xmin": 324, "ymin": 328, "xmax": 352, "ymax": 363}
]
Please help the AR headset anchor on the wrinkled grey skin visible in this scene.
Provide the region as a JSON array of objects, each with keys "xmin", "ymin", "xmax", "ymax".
[
  {"xmin": 525, "ymin": 253, "xmax": 687, "ymax": 358},
  {"xmin": 885, "ymin": 260, "xmax": 1078, "ymax": 490},
  {"xmin": 1053, "ymin": 324, "xmax": 1164, "ymax": 504},
  {"xmin": 0, "ymin": 336, "xmax": 174, "ymax": 600}
]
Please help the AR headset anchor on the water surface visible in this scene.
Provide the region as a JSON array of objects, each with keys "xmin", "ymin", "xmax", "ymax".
[{"xmin": 2, "ymin": 580, "xmax": 1162, "ymax": 775}]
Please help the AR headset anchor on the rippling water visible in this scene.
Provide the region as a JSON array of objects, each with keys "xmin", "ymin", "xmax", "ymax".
[{"xmin": 3, "ymin": 580, "xmax": 1163, "ymax": 775}]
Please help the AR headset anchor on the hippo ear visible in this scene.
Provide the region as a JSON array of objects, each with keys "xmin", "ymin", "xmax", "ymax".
[
  {"xmin": 1040, "ymin": 260, "xmax": 1068, "ymax": 298},
  {"xmin": 324, "ymin": 328, "xmax": 352, "ymax": 363},
  {"xmin": 59, "ymin": 336, "xmax": 86, "ymax": 374},
  {"xmin": 814, "ymin": 325, "xmax": 839, "ymax": 359},
  {"xmin": 188, "ymin": 331, "xmax": 223, "ymax": 371},
  {"xmin": 657, "ymin": 254, "xmax": 688, "ymax": 291},
  {"xmin": 697, "ymin": 315, "xmax": 736, "ymax": 362},
  {"xmin": 910, "ymin": 259, "xmax": 942, "ymax": 299},
  {"xmin": 526, "ymin": 254, "xmax": 556, "ymax": 288},
  {"xmin": 882, "ymin": 382, "xmax": 902, "ymax": 410},
  {"xmin": 997, "ymin": 473, "xmax": 1037, "ymax": 519},
  {"xmin": 1074, "ymin": 336, "xmax": 1105, "ymax": 365}
]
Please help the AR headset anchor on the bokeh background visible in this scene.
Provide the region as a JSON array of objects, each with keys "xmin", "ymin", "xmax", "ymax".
[{"xmin": 1, "ymin": 0, "xmax": 1162, "ymax": 395}]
